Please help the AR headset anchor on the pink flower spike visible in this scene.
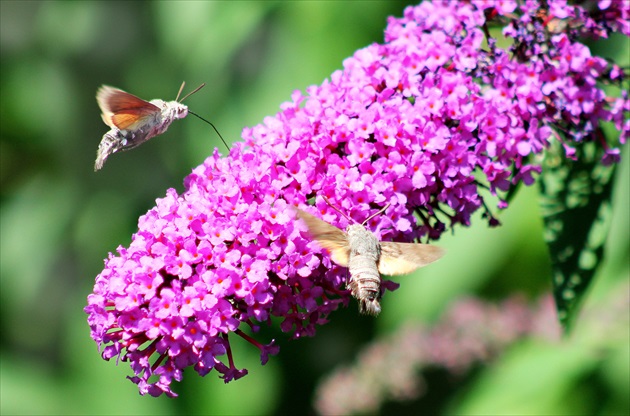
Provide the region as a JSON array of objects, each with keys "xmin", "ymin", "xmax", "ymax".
[{"xmin": 86, "ymin": 0, "xmax": 626, "ymax": 397}]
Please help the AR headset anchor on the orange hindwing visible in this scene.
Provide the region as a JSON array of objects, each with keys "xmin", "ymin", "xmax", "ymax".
[{"xmin": 97, "ymin": 86, "xmax": 161, "ymax": 130}]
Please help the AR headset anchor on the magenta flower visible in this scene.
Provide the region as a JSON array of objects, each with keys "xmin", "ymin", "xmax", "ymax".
[{"xmin": 85, "ymin": 0, "xmax": 628, "ymax": 396}]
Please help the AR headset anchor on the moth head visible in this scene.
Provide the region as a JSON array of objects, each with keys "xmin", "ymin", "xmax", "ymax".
[
  {"xmin": 345, "ymin": 223, "xmax": 365, "ymax": 236},
  {"xmin": 156, "ymin": 100, "xmax": 188, "ymax": 120},
  {"xmin": 172, "ymin": 102, "xmax": 189, "ymax": 119},
  {"xmin": 172, "ymin": 81, "xmax": 205, "ymax": 120}
]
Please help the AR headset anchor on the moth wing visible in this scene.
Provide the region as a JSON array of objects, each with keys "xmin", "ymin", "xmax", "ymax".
[
  {"xmin": 97, "ymin": 86, "xmax": 160, "ymax": 130},
  {"xmin": 295, "ymin": 209, "xmax": 350, "ymax": 267},
  {"xmin": 378, "ymin": 242, "xmax": 445, "ymax": 275}
]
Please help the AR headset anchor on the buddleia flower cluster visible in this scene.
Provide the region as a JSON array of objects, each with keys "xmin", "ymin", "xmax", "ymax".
[{"xmin": 85, "ymin": 0, "xmax": 628, "ymax": 397}]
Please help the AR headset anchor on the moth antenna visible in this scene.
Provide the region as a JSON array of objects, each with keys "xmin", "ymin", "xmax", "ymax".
[
  {"xmin": 179, "ymin": 83, "xmax": 206, "ymax": 103},
  {"xmin": 321, "ymin": 196, "xmax": 390, "ymax": 226},
  {"xmin": 188, "ymin": 110, "xmax": 230, "ymax": 152},
  {"xmin": 175, "ymin": 81, "xmax": 186, "ymax": 102},
  {"xmin": 176, "ymin": 82, "xmax": 227, "ymax": 151},
  {"xmin": 362, "ymin": 203, "xmax": 391, "ymax": 225},
  {"xmin": 322, "ymin": 196, "xmax": 355, "ymax": 224}
]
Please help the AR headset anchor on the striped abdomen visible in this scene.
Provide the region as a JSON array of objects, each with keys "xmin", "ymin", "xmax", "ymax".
[{"xmin": 347, "ymin": 225, "xmax": 382, "ymax": 316}]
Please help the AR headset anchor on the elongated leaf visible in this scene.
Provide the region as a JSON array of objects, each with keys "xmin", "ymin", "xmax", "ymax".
[{"xmin": 539, "ymin": 136, "xmax": 617, "ymax": 332}]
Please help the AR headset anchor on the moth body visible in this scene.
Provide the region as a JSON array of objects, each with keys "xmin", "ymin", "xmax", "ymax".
[
  {"xmin": 295, "ymin": 208, "xmax": 445, "ymax": 316},
  {"xmin": 346, "ymin": 224, "xmax": 383, "ymax": 315},
  {"xmin": 94, "ymin": 86, "xmax": 190, "ymax": 171}
]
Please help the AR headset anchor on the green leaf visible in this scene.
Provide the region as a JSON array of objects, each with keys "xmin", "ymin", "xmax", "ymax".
[{"xmin": 539, "ymin": 135, "xmax": 617, "ymax": 333}]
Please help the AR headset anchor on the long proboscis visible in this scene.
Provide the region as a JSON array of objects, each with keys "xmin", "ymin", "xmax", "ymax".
[
  {"xmin": 188, "ymin": 110, "xmax": 230, "ymax": 152},
  {"xmin": 175, "ymin": 81, "xmax": 230, "ymax": 152}
]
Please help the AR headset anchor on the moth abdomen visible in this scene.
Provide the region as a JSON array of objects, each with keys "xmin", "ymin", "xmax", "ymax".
[{"xmin": 348, "ymin": 256, "xmax": 382, "ymax": 315}]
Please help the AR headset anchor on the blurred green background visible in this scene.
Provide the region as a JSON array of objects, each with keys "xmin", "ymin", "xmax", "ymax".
[{"xmin": 1, "ymin": 1, "xmax": 627, "ymax": 415}]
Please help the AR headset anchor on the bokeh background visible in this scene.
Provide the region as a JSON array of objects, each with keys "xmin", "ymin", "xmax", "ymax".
[{"xmin": 1, "ymin": 1, "xmax": 628, "ymax": 415}]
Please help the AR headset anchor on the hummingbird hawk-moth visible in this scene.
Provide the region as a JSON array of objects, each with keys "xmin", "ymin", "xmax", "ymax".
[
  {"xmin": 295, "ymin": 206, "xmax": 445, "ymax": 316},
  {"xmin": 94, "ymin": 82, "xmax": 205, "ymax": 171}
]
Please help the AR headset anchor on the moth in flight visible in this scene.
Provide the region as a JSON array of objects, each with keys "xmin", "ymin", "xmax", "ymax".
[
  {"xmin": 295, "ymin": 205, "xmax": 444, "ymax": 316},
  {"xmin": 94, "ymin": 82, "xmax": 205, "ymax": 171}
]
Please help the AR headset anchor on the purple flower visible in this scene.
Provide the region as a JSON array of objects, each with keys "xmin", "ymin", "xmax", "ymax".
[
  {"xmin": 313, "ymin": 282, "xmax": 630, "ymax": 415},
  {"xmin": 86, "ymin": 0, "xmax": 628, "ymax": 396}
]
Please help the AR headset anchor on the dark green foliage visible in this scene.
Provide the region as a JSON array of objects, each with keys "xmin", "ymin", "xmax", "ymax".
[{"xmin": 539, "ymin": 136, "xmax": 617, "ymax": 332}]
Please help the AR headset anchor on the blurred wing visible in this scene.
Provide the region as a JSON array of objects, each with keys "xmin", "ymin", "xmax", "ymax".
[
  {"xmin": 295, "ymin": 209, "xmax": 350, "ymax": 267},
  {"xmin": 97, "ymin": 86, "xmax": 160, "ymax": 130},
  {"xmin": 378, "ymin": 242, "xmax": 445, "ymax": 275}
]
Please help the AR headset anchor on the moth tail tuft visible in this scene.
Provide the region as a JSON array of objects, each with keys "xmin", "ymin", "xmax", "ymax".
[{"xmin": 359, "ymin": 299, "xmax": 381, "ymax": 316}]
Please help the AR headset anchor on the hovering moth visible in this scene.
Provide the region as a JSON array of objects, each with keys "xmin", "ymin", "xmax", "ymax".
[
  {"xmin": 295, "ymin": 207, "xmax": 445, "ymax": 316},
  {"xmin": 94, "ymin": 82, "xmax": 205, "ymax": 171}
]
